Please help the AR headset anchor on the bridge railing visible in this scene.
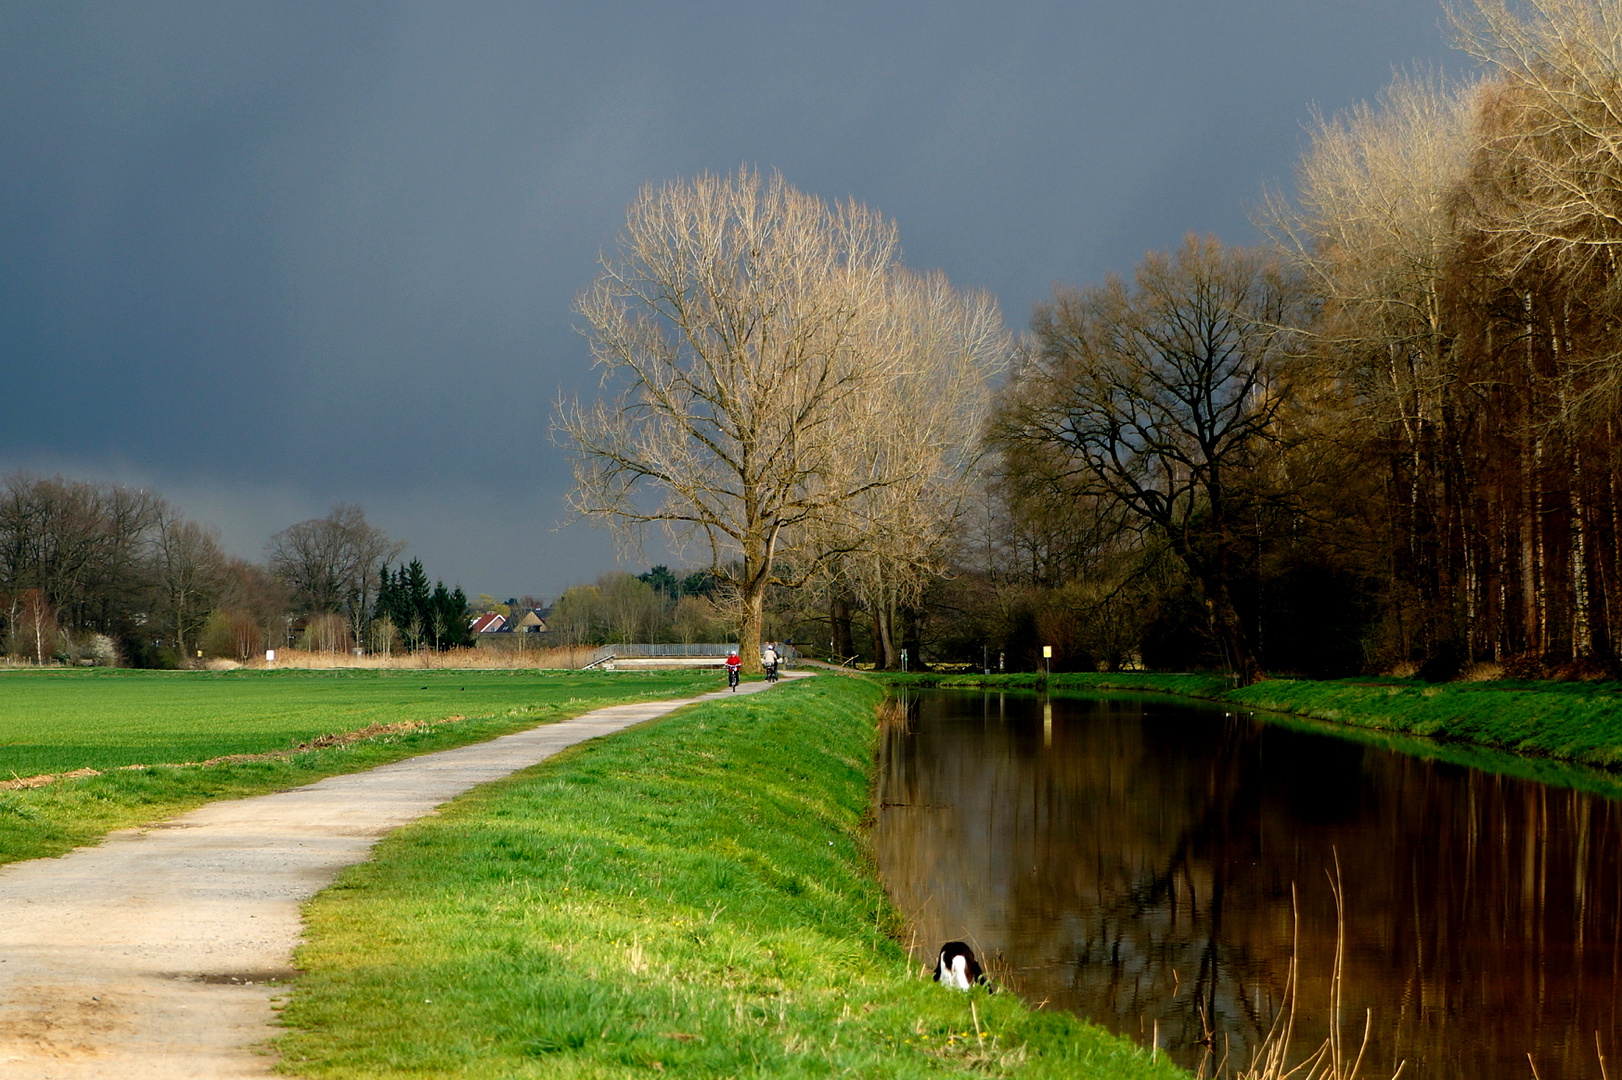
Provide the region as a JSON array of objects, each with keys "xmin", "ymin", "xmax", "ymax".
[{"xmin": 583, "ymin": 642, "xmax": 801, "ymax": 668}]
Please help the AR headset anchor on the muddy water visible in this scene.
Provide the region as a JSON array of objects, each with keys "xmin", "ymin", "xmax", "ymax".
[{"xmin": 874, "ymin": 691, "xmax": 1622, "ymax": 1080}]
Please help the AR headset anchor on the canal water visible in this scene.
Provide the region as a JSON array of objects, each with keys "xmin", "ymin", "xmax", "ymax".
[{"xmin": 874, "ymin": 690, "xmax": 1622, "ymax": 1080}]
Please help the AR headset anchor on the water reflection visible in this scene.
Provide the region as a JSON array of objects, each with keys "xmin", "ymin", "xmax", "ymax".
[{"xmin": 874, "ymin": 691, "xmax": 1622, "ymax": 1080}]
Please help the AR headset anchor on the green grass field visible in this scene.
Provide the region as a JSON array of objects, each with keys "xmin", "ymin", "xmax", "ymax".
[
  {"xmin": 277, "ymin": 674, "xmax": 1179, "ymax": 1080},
  {"xmin": 0, "ymin": 668, "xmax": 722, "ymax": 776},
  {"xmin": 0, "ymin": 668, "xmax": 723, "ymax": 865}
]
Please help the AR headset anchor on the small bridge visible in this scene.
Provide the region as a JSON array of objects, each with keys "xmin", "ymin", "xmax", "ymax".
[{"xmin": 582, "ymin": 643, "xmax": 801, "ymax": 670}]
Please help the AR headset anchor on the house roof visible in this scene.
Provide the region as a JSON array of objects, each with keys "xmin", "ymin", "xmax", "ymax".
[
  {"xmin": 509, "ymin": 608, "xmax": 548, "ymax": 632},
  {"xmin": 469, "ymin": 612, "xmax": 506, "ymax": 634}
]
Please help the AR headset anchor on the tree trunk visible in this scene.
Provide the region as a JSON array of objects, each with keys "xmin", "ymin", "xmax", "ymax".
[
  {"xmin": 1176, "ymin": 540, "xmax": 1262, "ymax": 686},
  {"xmin": 1608, "ymin": 450, "xmax": 1622, "ymax": 664},
  {"xmin": 1205, "ymin": 584, "xmax": 1261, "ymax": 686},
  {"xmin": 873, "ymin": 602, "xmax": 898, "ymax": 670},
  {"xmin": 1463, "ymin": 529, "xmax": 1479, "ymax": 662},
  {"xmin": 739, "ymin": 581, "xmax": 766, "ymax": 674},
  {"xmin": 900, "ymin": 605, "xmax": 923, "ymax": 672},
  {"xmin": 737, "ymin": 527, "xmax": 776, "ymax": 674},
  {"xmin": 31, "ymin": 596, "xmax": 47, "ymax": 666},
  {"xmin": 1534, "ymin": 436, "xmax": 1548, "ymax": 656},
  {"xmin": 1520, "ymin": 426, "xmax": 1539, "ymax": 654},
  {"xmin": 830, "ymin": 593, "xmax": 854, "ymax": 661},
  {"xmin": 1571, "ymin": 446, "xmax": 1593, "ymax": 659}
]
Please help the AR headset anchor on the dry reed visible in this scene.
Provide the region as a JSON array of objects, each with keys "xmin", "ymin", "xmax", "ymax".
[
  {"xmin": 234, "ymin": 646, "xmax": 601, "ymax": 671},
  {"xmin": 876, "ymin": 697, "xmax": 913, "ymax": 730},
  {"xmin": 1224, "ymin": 854, "xmax": 1400, "ymax": 1080}
]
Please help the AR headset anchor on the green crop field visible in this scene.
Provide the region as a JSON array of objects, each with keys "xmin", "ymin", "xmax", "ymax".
[
  {"xmin": 0, "ymin": 668, "xmax": 718, "ymax": 777},
  {"xmin": 0, "ymin": 668, "xmax": 723, "ymax": 865}
]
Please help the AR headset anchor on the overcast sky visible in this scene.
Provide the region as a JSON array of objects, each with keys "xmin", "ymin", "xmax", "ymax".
[{"xmin": 0, "ymin": 1, "xmax": 1462, "ymax": 600}]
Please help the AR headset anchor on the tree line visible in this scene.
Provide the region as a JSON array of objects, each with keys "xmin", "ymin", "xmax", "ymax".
[
  {"xmin": 561, "ymin": 0, "xmax": 1622, "ymax": 682},
  {"xmin": 1254, "ymin": 0, "xmax": 1622, "ymax": 678},
  {"xmin": 0, "ymin": 480, "xmax": 474, "ymax": 666}
]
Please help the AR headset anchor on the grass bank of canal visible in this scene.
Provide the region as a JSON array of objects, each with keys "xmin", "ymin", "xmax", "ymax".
[
  {"xmin": 889, "ymin": 671, "xmax": 1622, "ymax": 776},
  {"xmin": 278, "ymin": 674, "xmax": 1180, "ymax": 1080}
]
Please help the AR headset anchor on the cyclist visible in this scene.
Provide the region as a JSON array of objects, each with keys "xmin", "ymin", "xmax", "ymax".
[
  {"xmin": 725, "ymin": 650, "xmax": 742, "ymax": 691},
  {"xmin": 762, "ymin": 641, "xmax": 780, "ymax": 683}
]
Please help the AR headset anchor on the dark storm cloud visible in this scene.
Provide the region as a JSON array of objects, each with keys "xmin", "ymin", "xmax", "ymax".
[{"xmin": 0, "ymin": 1, "xmax": 1459, "ymax": 595}]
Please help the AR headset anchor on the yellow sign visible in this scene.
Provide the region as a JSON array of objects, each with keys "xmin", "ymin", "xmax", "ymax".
[{"xmin": 1042, "ymin": 645, "xmax": 1052, "ymax": 658}]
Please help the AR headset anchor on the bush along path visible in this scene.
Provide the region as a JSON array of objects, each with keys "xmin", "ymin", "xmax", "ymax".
[
  {"xmin": 0, "ymin": 677, "xmax": 784, "ymax": 1080},
  {"xmin": 277, "ymin": 674, "xmax": 1180, "ymax": 1080}
]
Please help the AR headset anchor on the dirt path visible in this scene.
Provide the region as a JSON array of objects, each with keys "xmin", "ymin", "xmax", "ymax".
[{"xmin": 0, "ymin": 678, "xmax": 790, "ymax": 1078}]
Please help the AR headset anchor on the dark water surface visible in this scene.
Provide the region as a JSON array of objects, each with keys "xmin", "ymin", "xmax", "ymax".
[{"xmin": 874, "ymin": 691, "xmax": 1622, "ymax": 1080}]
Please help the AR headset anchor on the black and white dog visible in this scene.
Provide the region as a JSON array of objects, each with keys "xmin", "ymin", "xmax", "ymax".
[{"xmin": 933, "ymin": 941, "xmax": 989, "ymax": 990}]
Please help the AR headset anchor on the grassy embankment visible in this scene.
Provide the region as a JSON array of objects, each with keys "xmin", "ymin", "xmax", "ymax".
[
  {"xmin": 889, "ymin": 670, "xmax": 1622, "ymax": 780},
  {"xmin": 278, "ymin": 674, "xmax": 1180, "ymax": 1080},
  {"xmin": 0, "ymin": 668, "xmax": 720, "ymax": 866}
]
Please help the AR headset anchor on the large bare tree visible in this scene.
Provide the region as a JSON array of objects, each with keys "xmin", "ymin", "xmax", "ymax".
[
  {"xmin": 814, "ymin": 268, "xmax": 1012, "ymax": 668},
  {"xmin": 994, "ymin": 237, "xmax": 1309, "ymax": 685},
  {"xmin": 1266, "ymin": 72, "xmax": 1476, "ymax": 423},
  {"xmin": 557, "ymin": 168, "xmax": 901, "ymax": 668},
  {"xmin": 267, "ymin": 504, "xmax": 403, "ymax": 647}
]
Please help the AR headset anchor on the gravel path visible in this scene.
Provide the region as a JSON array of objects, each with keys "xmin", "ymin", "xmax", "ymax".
[{"xmin": 0, "ymin": 678, "xmax": 786, "ymax": 1078}]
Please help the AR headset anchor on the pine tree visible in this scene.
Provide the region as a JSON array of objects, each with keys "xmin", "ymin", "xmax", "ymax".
[
  {"xmin": 371, "ymin": 560, "xmax": 471, "ymax": 651},
  {"xmin": 447, "ymin": 586, "xmax": 473, "ymax": 648},
  {"xmin": 401, "ymin": 559, "xmax": 431, "ymax": 650}
]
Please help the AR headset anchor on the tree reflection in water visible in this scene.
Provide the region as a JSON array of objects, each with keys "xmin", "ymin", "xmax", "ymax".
[{"xmin": 873, "ymin": 690, "xmax": 1622, "ymax": 1080}]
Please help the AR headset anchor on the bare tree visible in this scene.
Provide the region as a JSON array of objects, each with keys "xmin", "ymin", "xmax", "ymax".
[
  {"xmin": 300, "ymin": 613, "xmax": 352, "ymax": 653},
  {"xmin": 267, "ymin": 504, "xmax": 403, "ymax": 647},
  {"xmin": 1262, "ymin": 73, "xmax": 1484, "ymax": 661},
  {"xmin": 994, "ymin": 237, "xmax": 1310, "ymax": 685},
  {"xmin": 1266, "ymin": 72, "xmax": 1477, "ymax": 420},
  {"xmin": 11, "ymin": 588, "xmax": 56, "ymax": 665},
  {"xmin": 203, "ymin": 559, "xmax": 292, "ymax": 660},
  {"xmin": 557, "ymin": 168, "xmax": 901, "ymax": 669},
  {"xmin": 814, "ymin": 269, "xmax": 1012, "ymax": 667},
  {"xmin": 1449, "ymin": 0, "xmax": 1622, "ymax": 282},
  {"xmin": 598, "ymin": 572, "xmax": 660, "ymax": 644},
  {"xmin": 0, "ymin": 473, "xmax": 159, "ymax": 637},
  {"xmin": 150, "ymin": 506, "xmax": 228, "ymax": 664},
  {"xmin": 671, "ymin": 593, "xmax": 722, "ymax": 643}
]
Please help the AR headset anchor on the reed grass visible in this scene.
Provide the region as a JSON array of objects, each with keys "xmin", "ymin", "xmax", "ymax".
[
  {"xmin": 1223, "ymin": 860, "xmax": 1395, "ymax": 1080},
  {"xmin": 242, "ymin": 645, "xmax": 602, "ymax": 670}
]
